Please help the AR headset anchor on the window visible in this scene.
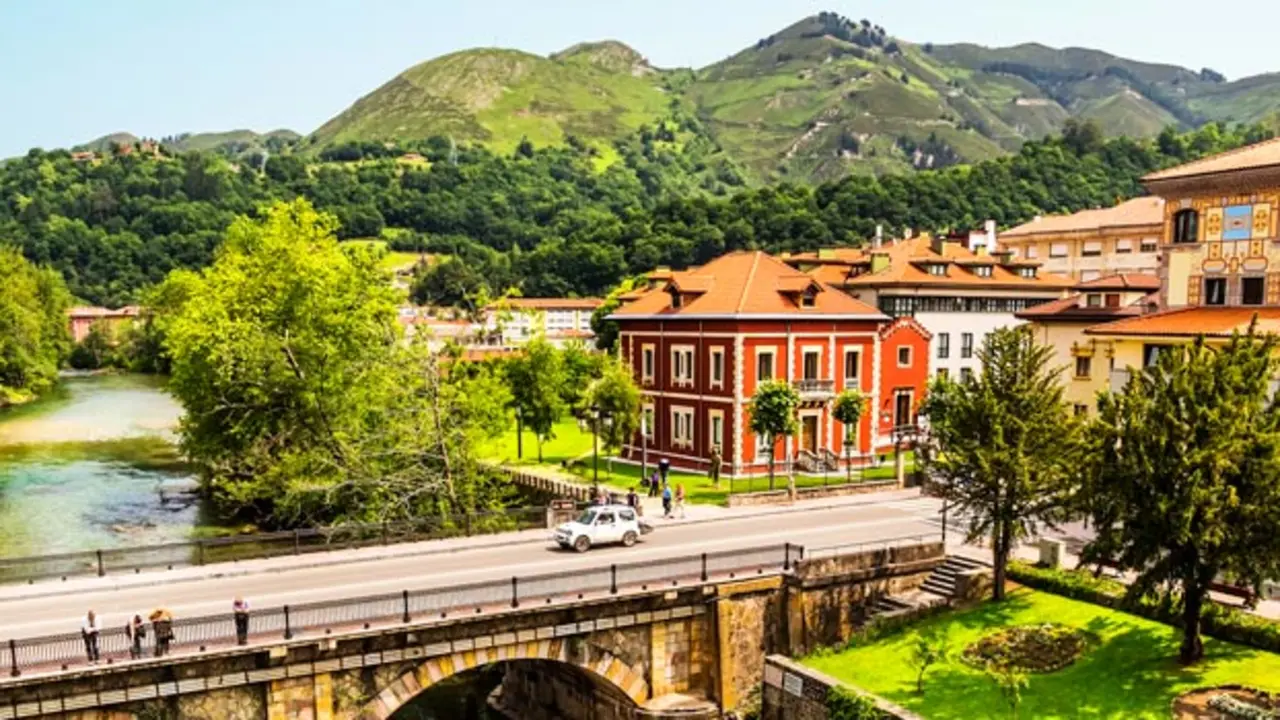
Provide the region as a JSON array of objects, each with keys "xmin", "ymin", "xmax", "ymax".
[
  {"xmin": 671, "ymin": 346, "xmax": 694, "ymax": 386},
  {"xmin": 1243, "ymin": 277, "xmax": 1266, "ymax": 306},
  {"xmin": 709, "ymin": 410, "xmax": 724, "ymax": 449},
  {"xmin": 960, "ymin": 368, "xmax": 974, "ymax": 383},
  {"xmin": 1085, "ymin": 294, "xmax": 1102, "ymax": 308},
  {"xmin": 936, "ymin": 368, "xmax": 949, "ymax": 379},
  {"xmin": 1018, "ymin": 267, "xmax": 1036, "ymax": 279},
  {"xmin": 642, "ymin": 406, "xmax": 655, "ymax": 440},
  {"xmin": 755, "ymin": 433, "xmax": 771, "ymax": 461},
  {"xmin": 1140, "ymin": 238, "xmax": 1158, "ymax": 253},
  {"xmin": 1082, "ymin": 241, "xmax": 1103, "ymax": 257},
  {"xmin": 1049, "ymin": 243, "xmax": 1068, "ymax": 258},
  {"xmin": 1075, "ymin": 356, "xmax": 1092, "ymax": 379},
  {"xmin": 1105, "ymin": 293, "xmax": 1121, "ymax": 308},
  {"xmin": 801, "ymin": 289, "xmax": 817, "ymax": 308},
  {"xmin": 893, "ymin": 390, "xmax": 913, "ymax": 430},
  {"xmin": 1115, "ymin": 239, "xmax": 1133, "ymax": 254},
  {"xmin": 671, "ymin": 407, "xmax": 694, "ymax": 448},
  {"xmin": 961, "ymin": 333, "xmax": 974, "ymax": 359},
  {"xmin": 843, "ymin": 349, "xmax": 861, "ymax": 384},
  {"xmin": 1073, "ymin": 404, "xmax": 1088, "ymax": 417},
  {"xmin": 877, "ymin": 296, "xmax": 1052, "ymax": 317},
  {"xmin": 1173, "ymin": 209, "xmax": 1199, "ymax": 244},
  {"xmin": 1025, "ymin": 245, "xmax": 1039, "ymax": 259},
  {"xmin": 641, "ymin": 345, "xmax": 655, "ymax": 384},
  {"xmin": 756, "ymin": 349, "xmax": 775, "ymax": 382},
  {"xmin": 937, "ymin": 332, "xmax": 951, "ymax": 359},
  {"xmin": 802, "ymin": 349, "xmax": 821, "ymax": 380},
  {"xmin": 1143, "ymin": 344, "xmax": 1169, "ymax": 368},
  {"xmin": 927, "ymin": 264, "xmax": 947, "ymax": 276},
  {"xmin": 972, "ymin": 265, "xmax": 992, "ymax": 278},
  {"xmin": 897, "ymin": 346, "xmax": 912, "ymax": 368},
  {"xmin": 709, "ymin": 347, "xmax": 725, "ymax": 388},
  {"xmin": 1204, "ymin": 277, "xmax": 1226, "ymax": 306}
]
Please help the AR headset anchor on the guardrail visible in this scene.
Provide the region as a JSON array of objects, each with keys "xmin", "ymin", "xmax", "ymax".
[
  {"xmin": 802, "ymin": 532, "xmax": 942, "ymax": 559},
  {"xmin": 3, "ymin": 543, "xmax": 802, "ymax": 679},
  {"xmin": 0, "ymin": 506, "xmax": 550, "ymax": 587}
]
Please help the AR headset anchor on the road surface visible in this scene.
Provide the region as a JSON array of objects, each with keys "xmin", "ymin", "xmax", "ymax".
[{"xmin": 0, "ymin": 493, "xmax": 946, "ymax": 642}]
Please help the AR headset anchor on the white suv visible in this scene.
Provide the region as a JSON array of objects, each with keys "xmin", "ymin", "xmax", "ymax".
[{"xmin": 554, "ymin": 505, "xmax": 650, "ymax": 552}]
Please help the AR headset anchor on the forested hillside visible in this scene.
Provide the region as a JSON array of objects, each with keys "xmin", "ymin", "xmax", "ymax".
[{"xmin": 1, "ymin": 121, "xmax": 1271, "ymax": 308}]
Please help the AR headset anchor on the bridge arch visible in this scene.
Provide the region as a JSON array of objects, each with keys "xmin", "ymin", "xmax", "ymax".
[{"xmin": 357, "ymin": 638, "xmax": 649, "ymax": 719}]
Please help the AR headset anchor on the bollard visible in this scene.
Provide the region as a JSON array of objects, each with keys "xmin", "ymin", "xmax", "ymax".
[
  {"xmin": 402, "ymin": 590, "xmax": 411, "ymax": 623},
  {"xmin": 283, "ymin": 606, "xmax": 292, "ymax": 640},
  {"xmin": 511, "ymin": 577, "xmax": 519, "ymax": 608},
  {"xmin": 784, "ymin": 543, "xmax": 792, "ymax": 571},
  {"xmin": 700, "ymin": 553, "xmax": 708, "ymax": 582},
  {"xmin": 610, "ymin": 564, "xmax": 617, "ymax": 595}
]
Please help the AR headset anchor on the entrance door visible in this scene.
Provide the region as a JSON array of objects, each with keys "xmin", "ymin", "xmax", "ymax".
[
  {"xmin": 894, "ymin": 390, "xmax": 913, "ymax": 431},
  {"xmin": 801, "ymin": 415, "xmax": 819, "ymax": 454}
]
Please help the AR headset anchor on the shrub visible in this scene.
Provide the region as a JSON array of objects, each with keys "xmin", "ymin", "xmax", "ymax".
[
  {"xmin": 826, "ymin": 686, "xmax": 887, "ymax": 720},
  {"xmin": 961, "ymin": 624, "xmax": 1092, "ymax": 673}
]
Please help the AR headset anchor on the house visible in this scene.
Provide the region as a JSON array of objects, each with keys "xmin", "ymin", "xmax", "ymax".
[
  {"xmin": 609, "ymin": 251, "xmax": 931, "ymax": 478},
  {"xmin": 997, "ymin": 197, "xmax": 1165, "ymax": 281},
  {"xmin": 483, "ymin": 298, "xmax": 603, "ymax": 348},
  {"xmin": 787, "ymin": 234, "xmax": 1072, "ymax": 381},
  {"xmin": 66, "ymin": 306, "xmax": 141, "ymax": 343},
  {"xmin": 1015, "ymin": 274, "xmax": 1161, "ymax": 416},
  {"xmin": 1080, "ymin": 136, "xmax": 1280, "ymax": 389}
]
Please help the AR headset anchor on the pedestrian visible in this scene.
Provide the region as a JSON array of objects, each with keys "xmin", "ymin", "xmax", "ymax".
[
  {"xmin": 81, "ymin": 610, "xmax": 100, "ymax": 664},
  {"xmin": 661, "ymin": 483, "xmax": 673, "ymax": 518},
  {"xmin": 709, "ymin": 445, "xmax": 722, "ymax": 487},
  {"xmin": 626, "ymin": 487, "xmax": 639, "ymax": 509},
  {"xmin": 675, "ymin": 483, "xmax": 686, "ymax": 519},
  {"xmin": 658, "ymin": 457, "xmax": 671, "ymax": 487},
  {"xmin": 648, "ymin": 470, "xmax": 661, "ymax": 498},
  {"xmin": 233, "ymin": 596, "xmax": 250, "ymax": 646},
  {"xmin": 126, "ymin": 614, "xmax": 146, "ymax": 659},
  {"xmin": 150, "ymin": 609, "xmax": 174, "ymax": 657}
]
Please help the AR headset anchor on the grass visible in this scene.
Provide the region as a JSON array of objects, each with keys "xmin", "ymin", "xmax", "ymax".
[{"xmin": 806, "ymin": 589, "xmax": 1280, "ymax": 719}]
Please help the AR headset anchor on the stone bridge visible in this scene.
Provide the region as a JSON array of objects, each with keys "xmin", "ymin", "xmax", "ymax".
[{"xmin": 0, "ymin": 542, "xmax": 944, "ymax": 720}]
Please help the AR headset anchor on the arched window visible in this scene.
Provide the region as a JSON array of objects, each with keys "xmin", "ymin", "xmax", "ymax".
[{"xmin": 1173, "ymin": 209, "xmax": 1200, "ymax": 244}]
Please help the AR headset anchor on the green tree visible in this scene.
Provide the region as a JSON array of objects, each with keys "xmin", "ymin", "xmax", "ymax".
[
  {"xmin": 585, "ymin": 357, "xmax": 641, "ymax": 459},
  {"xmin": 505, "ymin": 337, "xmax": 568, "ymax": 462},
  {"xmin": 832, "ymin": 389, "xmax": 867, "ymax": 483},
  {"xmin": 918, "ymin": 326, "xmax": 1085, "ymax": 600},
  {"xmin": 909, "ymin": 626, "xmax": 950, "ymax": 694},
  {"xmin": 1086, "ymin": 330, "xmax": 1280, "ymax": 664},
  {"xmin": 748, "ymin": 380, "xmax": 801, "ymax": 490},
  {"xmin": 989, "ymin": 666, "xmax": 1027, "ymax": 719},
  {"xmin": 68, "ymin": 319, "xmax": 118, "ymax": 370},
  {"xmin": 0, "ymin": 247, "xmax": 71, "ymax": 402}
]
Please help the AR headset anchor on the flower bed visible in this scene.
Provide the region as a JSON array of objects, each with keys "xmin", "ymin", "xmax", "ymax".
[
  {"xmin": 1172, "ymin": 685, "xmax": 1279, "ymax": 719},
  {"xmin": 961, "ymin": 623, "xmax": 1094, "ymax": 673}
]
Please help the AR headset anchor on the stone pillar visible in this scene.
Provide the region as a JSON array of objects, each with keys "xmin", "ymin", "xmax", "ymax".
[
  {"xmin": 650, "ymin": 621, "xmax": 672, "ymax": 698},
  {"xmin": 894, "ymin": 447, "xmax": 906, "ymax": 487},
  {"xmin": 268, "ymin": 673, "xmax": 334, "ymax": 720}
]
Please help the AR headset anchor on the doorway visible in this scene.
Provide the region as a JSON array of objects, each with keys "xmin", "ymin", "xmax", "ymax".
[
  {"xmin": 801, "ymin": 415, "xmax": 819, "ymax": 454},
  {"xmin": 893, "ymin": 390, "xmax": 913, "ymax": 431}
]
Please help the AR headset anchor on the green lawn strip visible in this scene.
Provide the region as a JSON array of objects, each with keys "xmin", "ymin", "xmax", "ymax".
[
  {"xmin": 804, "ymin": 589, "xmax": 1280, "ymax": 719},
  {"xmin": 480, "ymin": 417, "xmax": 594, "ymax": 467}
]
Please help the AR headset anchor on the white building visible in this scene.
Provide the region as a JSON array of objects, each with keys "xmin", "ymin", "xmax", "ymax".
[
  {"xmin": 483, "ymin": 298, "xmax": 603, "ymax": 348},
  {"xmin": 787, "ymin": 233, "xmax": 1073, "ymax": 380}
]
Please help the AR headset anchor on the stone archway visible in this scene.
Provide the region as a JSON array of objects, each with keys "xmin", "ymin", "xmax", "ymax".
[{"xmin": 357, "ymin": 638, "xmax": 650, "ymax": 719}]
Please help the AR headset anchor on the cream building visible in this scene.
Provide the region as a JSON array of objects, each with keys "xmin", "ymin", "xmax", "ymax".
[{"xmin": 998, "ymin": 197, "xmax": 1165, "ymax": 282}]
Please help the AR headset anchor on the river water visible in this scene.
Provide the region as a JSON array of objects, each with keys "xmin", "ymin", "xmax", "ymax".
[{"xmin": 0, "ymin": 374, "xmax": 207, "ymax": 557}]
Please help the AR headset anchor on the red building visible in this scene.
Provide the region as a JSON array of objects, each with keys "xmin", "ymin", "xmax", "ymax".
[{"xmin": 609, "ymin": 251, "xmax": 931, "ymax": 478}]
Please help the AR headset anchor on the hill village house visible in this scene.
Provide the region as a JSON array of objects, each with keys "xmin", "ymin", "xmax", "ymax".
[{"xmin": 609, "ymin": 251, "xmax": 931, "ymax": 479}]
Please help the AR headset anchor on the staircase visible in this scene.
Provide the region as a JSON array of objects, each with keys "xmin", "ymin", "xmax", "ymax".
[{"xmin": 920, "ymin": 554, "xmax": 988, "ymax": 601}]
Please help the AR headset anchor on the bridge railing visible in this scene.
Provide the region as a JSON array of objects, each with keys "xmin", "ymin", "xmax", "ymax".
[
  {"xmin": 4, "ymin": 543, "xmax": 799, "ymax": 679},
  {"xmin": 802, "ymin": 532, "xmax": 943, "ymax": 560},
  {"xmin": 0, "ymin": 506, "xmax": 550, "ymax": 586}
]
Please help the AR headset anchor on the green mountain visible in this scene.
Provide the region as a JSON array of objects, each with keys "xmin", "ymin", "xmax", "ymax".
[
  {"xmin": 75, "ymin": 129, "xmax": 300, "ymax": 156},
  {"xmin": 308, "ymin": 44, "xmax": 670, "ymax": 155}
]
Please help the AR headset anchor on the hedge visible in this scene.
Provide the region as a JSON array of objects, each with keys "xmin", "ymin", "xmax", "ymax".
[{"xmin": 1007, "ymin": 561, "xmax": 1280, "ymax": 655}]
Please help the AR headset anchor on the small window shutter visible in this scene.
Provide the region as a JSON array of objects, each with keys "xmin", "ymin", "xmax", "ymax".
[{"xmin": 1187, "ymin": 274, "xmax": 1203, "ymax": 305}]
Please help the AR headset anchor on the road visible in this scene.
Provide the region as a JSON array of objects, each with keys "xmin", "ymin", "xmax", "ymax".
[{"xmin": 0, "ymin": 493, "xmax": 946, "ymax": 642}]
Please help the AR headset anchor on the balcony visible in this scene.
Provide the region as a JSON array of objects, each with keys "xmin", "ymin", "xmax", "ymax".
[{"xmin": 793, "ymin": 378, "xmax": 835, "ymax": 400}]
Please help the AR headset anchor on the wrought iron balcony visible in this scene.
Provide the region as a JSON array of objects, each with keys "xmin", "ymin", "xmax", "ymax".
[{"xmin": 793, "ymin": 378, "xmax": 835, "ymax": 399}]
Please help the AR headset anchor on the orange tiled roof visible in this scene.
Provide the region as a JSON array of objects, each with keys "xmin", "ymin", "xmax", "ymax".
[
  {"xmin": 611, "ymin": 251, "xmax": 883, "ymax": 319},
  {"xmin": 1000, "ymin": 197, "xmax": 1164, "ymax": 239},
  {"xmin": 1073, "ymin": 274, "xmax": 1161, "ymax": 291},
  {"xmin": 1084, "ymin": 306, "xmax": 1280, "ymax": 338},
  {"xmin": 1144, "ymin": 137, "xmax": 1280, "ymax": 184},
  {"xmin": 489, "ymin": 297, "xmax": 603, "ymax": 310},
  {"xmin": 821, "ymin": 236, "xmax": 1073, "ymax": 291},
  {"xmin": 1016, "ymin": 292, "xmax": 1157, "ymax": 322}
]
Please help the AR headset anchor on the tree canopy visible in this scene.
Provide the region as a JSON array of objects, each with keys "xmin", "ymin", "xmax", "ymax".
[
  {"xmin": 748, "ymin": 380, "xmax": 801, "ymax": 489},
  {"xmin": 0, "ymin": 247, "xmax": 71, "ymax": 403}
]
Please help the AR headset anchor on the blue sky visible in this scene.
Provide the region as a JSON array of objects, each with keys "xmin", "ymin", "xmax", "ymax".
[{"xmin": 1, "ymin": 0, "xmax": 1276, "ymax": 157}]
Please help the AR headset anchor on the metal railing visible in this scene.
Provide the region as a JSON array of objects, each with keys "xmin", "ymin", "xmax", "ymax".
[
  {"xmin": 802, "ymin": 532, "xmax": 942, "ymax": 560},
  {"xmin": 0, "ymin": 506, "xmax": 549, "ymax": 586},
  {"xmin": 793, "ymin": 378, "xmax": 835, "ymax": 395},
  {"xmin": 3, "ymin": 543, "xmax": 801, "ymax": 679}
]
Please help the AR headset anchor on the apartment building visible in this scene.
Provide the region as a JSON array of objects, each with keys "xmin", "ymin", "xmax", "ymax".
[{"xmin": 998, "ymin": 197, "xmax": 1165, "ymax": 281}]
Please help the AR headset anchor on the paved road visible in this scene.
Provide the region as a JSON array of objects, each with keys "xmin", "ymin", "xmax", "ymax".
[{"xmin": 0, "ymin": 493, "xmax": 945, "ymax": 642}]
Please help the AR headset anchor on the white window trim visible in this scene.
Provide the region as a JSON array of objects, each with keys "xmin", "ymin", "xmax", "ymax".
[
  {"xmin": 708, "ymin": 408, "xmax": 725, "ymax": 450},
  {"xmin": 756, "ymin": 347, "xmax": 777, "ymax": 384},
  {"xmin": 754, "ymin": 432, "xmax": 771, "ymax": 462},
  {"xmin": 801, "ymin": 347, "xmax": 822, "ymax": 380},
  {"xmin": 843, "ymin": 348, "xmax": 861, "ymax": 386},
  {"xmin": 670, "ymin": 344, "xmax": 695, "ymax": 388},
  {"xmin": 897, "ymin": 345, "xmax": 912, "ymax": 368},
  {"xmin": 641, "ymin": 343, "xmax": 655, "ymax": 385},
  {"xmin": 670, "ymin": 405, "xmax": 695, "ymax": 450},
  {"xmin": 641, "ymin": 404, "xmax": 656, "ymax": 443},
  {"xmin": 709, "ymin": 346, "xmax": 726, "ymax": 389}
]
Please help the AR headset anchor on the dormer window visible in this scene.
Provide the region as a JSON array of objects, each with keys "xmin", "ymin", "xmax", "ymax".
[
  {"xmin": 1018, "ymin": 267, "xmax": 1036, "ymax": 279},
  {"xmin": 667, "ymin": 286, "xmax": 682, "ymax": 309},
  {"xmin": 972, "ymin": 265, "xmax": 992, "ymax": 278},
  {"xmin": 927, "ymin": 264, "xmax": 946, "ymax": 276},
  {"xmin": 801, "ymin": 288, "xmax": 817, "ymax": 308},
  {"xmin": 1085, "ymin": 294, "xmax": 1102, "ymax": 308}
]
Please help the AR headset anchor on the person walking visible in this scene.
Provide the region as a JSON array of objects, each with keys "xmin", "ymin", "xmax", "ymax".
[
  {"xmin": 675, "ymin": 483, "xmax": 686, "ymax": 519},
  {"xmin": 150, "ymin": 609, "xmax": 174, "ymax": 657},
  {"xmin": 233, "ymin": 597, "xmax": 250, "ymax": 646},
  {"xmin": 81, "ymin": 610, "xmax": 100, "ymax": 664},
  {"xmin": 661, "ymin": 483, "xmax": 673, "ymax": 518},
  {"xmin": 626, "ymin": 487, "xmax": 639, "ymax": 510},
  {"xmin": 708, "ymin": 445, "xmax": 722, "ymax": 488},
  {"xmin": 126, "ymin": 614, "xmax": 147, "ymax": 659},
  {"xmin": 648, "ymin": 470, "xmax": 661, "ymax": 498},
  {"xmin": 658, "ymin": 457, "xmax": 671, "ymax": 487}
]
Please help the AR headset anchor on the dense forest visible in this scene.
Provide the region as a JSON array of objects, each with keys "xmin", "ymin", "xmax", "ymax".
[
  {"xmin": 0, "ymin": 248, "xmax": 71, "ymax": 405},
  {"xmin": 0, "ymin": 119, "xmax": 1271, "ymax": 309}
]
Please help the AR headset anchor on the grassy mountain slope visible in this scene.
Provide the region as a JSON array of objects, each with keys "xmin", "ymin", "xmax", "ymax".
[
  {"xmin": 75, "ymin": 129, "xmax": 299, "ymax": 156},
  {"xmin": 73, "ymin": 132, "xmax": 141, "ymax": 152},
  {"xmin": 309, "ymin": 44, "xmax": 669, "ymax": 154}
]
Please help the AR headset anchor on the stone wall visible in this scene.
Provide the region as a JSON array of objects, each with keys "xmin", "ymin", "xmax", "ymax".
[
  {"xmin": 760, "ymin": 656, "xmax": 923, "ymax": 720},
  {"xmin": 714, "ymin": 577, "xmax": 786, "ymax": 714},
  {"xmin": 725, "ymin": 480, "xmax": 898, "ymax": 507}
]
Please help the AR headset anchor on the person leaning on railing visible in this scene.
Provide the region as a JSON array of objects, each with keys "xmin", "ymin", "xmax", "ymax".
[{"xmin": 233, "ymin": 597, "xmax": 250, "ymax": 645}]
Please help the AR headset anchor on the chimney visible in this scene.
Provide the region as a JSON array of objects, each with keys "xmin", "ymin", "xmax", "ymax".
[
  {"xmin": 870, "ymin": 251, "xmax": 891, "ymax": 274},
  {"xmin": 903, "ymin": 227, "xmax": 913, "ymax": 240},
  {"xmin": 873, "ymin": 224, "xmax": 883, "ymax": 248},
  {"xmin": 985, "ymin": 219, "xmax": 996, "ymax": 250}
]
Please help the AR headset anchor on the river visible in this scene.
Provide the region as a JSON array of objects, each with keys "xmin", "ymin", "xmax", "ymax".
[{"xmin": 0, "ymin": 374, "xmax": 208, "ymax": 557}]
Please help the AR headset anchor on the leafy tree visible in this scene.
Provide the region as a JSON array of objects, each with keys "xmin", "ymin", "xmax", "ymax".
[
  {"xmin": 748, "ymin": 380, "xmax": 801, "ymax": 490},
  {"xmin": 918, "ymin": 326, "xmax": 1085, "ymax": 600},
  {"xmin": 584, "ymin": 357, "xmax": 641, "ymax": 460},
  {"xmin": 68, "ymin": 320, "xmax": 118, "ymax": 370},
  {"xmin": 1086, "ymin": 330, "xmax": 1280, "ymax": 664},
  {"xmin": 504, "ymin": 337, "xmax": 568, "ymax": 462},
  {"xmin": 909, "ymin": 626, "xmax": 950, "ymax": 694},
  {"xmin": 989, "ymin": 666, "xmax": 1027, "ymax": 719},
  {"xmin": 0, "ymin": 247, "xmax": 71, "ymax": 401},
  {"xmin": 832, "ymin": 389, "xmax": 867, "ymax": 483},
  {"xmin": 560, "ymin": 341, "xmax": 607, "ymax": 409}
]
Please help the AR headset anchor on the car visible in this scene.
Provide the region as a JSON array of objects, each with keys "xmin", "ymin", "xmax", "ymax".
[{"xmin": 553, "ymin": 504, "xmax": 652, "ymax": 552}]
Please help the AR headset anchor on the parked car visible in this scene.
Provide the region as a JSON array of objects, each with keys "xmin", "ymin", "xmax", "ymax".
[{"xmin": 554, "ymin": 505, "xmax": 652, "ymax": 552}]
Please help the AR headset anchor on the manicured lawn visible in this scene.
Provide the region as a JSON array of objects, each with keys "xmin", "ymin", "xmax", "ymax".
[
  {"xmin": 480, "ymin": 417, "xmax": 595, "ymax": 467},
  {"xmin": 805, "ymin": 588, "xmax": 1280, "ymax": 719}
]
